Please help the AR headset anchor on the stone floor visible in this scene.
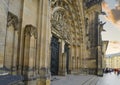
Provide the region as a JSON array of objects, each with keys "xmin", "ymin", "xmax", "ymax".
[
  {"xmin": 51, "ymin": 74, "xmax": 100, "ymax": 85},
  {"xmin": 97, "ymin": 72, "xmax": 120, "ymax": 85},
  {"xmin": 51, "ymin": 73, "xmax": 120, "ymax": 85}
]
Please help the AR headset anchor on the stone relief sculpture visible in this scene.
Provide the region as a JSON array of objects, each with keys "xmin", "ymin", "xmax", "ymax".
[
  {"xmin": 51, "ymin": 9, "xmax": 71, "ymax": 41},
  {"xmin": 51, "ymin": 10, "xmax": 65, "ymax": 30}
]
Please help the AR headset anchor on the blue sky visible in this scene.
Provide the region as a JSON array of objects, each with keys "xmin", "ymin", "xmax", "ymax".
[
  {"xmin": 100, "ymin": 0, "xmax": 120, "ymax": 54},
  {"xmin": 101, "ymin": 0, "xmax": 120, "ymax": 41}
]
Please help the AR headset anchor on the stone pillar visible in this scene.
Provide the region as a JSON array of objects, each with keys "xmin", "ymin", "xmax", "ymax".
[
  {"xmin": 22, "ymin": 25, "xmax": 38, "ymax": 85},
  {"xmin": 67, "ymin": 45, "xmax": 70, "ymax": 74},
  {"xmin": 37, "ymin": 68, "xmax": 51, "ymax": 85},
  {"xmin": 67, "ymin": 45, "xmax": 71, "ymax": 74},
  {"xmin": 76, "ymin": 46, "xmax": 80, "ymax": 73},
  {"xmin": 4, "ymin": 25, "xmax": 14, "ymax": 73},
  {"xmin": 79, "ymin": 45, "xmax": 82, "ymax": 73},
  {"xmin": 37, "ymin": 0, "xmax": 51, "ymax": 85},
  {"xmin": 58, "ymin": 39, "xmax": 67, "ymax": 76},
  {"xmin": 97, "ymin": 46, "xmax": 103, "ymax": 76},
  {"xmin": 70, "ymin": 46, "xmax": 76, "ymax": 74},
  {"xmin": 12, "ymin": 30, "xmax": 18, "ymax": 74},
  {"xmin": 23, "ymin": 33, "xmax": 30, "ymax": 77}
]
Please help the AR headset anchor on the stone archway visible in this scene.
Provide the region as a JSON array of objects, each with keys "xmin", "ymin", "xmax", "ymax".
[
  {"xmin": 22, "ymin": 25, "xmax": 37, "ymax": 80},
  {"xmin": 4, "ymin": 12, "xmax": 19, "ymax": 74},
  {"xmin": 50, "ymin": 0, "xmax": 73, "ymax": 75},
  {"xmin": 49, "ymin": 0, "xmax": 84, "ymax": 75}
]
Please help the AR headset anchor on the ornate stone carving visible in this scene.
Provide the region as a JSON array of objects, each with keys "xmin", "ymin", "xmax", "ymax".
[
  {"xmin": 49, "ymin": 0, "xmax": 58, "ymax": 8},
  {"xmin": 85, "ymin": 0, "xmax": 102, "ymax": 8},
  {"xmin": 50, "ymin": 0, "xmax": 70, "ymax": 12},
  {"xmin": 50, "ymin": 0, "xmax": 80, "ymax": 43},
  {"xmin": 98, "ymin": 21, "xmax": 106, "ymax": 31},
  {"xmin": 51, "ymin": 10, "xmax": 65, "ymax": 31},
  {"xmin": 24, "ymin": 25, "xmax": 37, "ymax": 39},
  {"xmin": 51, "ymin": 9, "xmax": 71, "ymax": 41},
  {"xmin": 7, "ymin": 12, "xmax": 18, "ymax": 30},
  {"xmin": 62, "ymin": 26, "xmax": 71, "ymax": 40},
  {"xmin": 63, "ymin": 3, "xmax": 69, "ymax": 10}
]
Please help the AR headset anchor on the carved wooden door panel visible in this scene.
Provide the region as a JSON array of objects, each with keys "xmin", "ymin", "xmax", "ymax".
[
  {"xmin": 51, "ymin": 36, "xmax": 59, "ymax": 75},
  {"xmin": 64, "ymin": 43, "xmax": 69, "ymax": 74}
]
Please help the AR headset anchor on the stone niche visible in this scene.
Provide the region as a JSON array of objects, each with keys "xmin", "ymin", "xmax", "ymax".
[
  {"xmin": 4, "ymin": 12, "xmax": 19, "ymax": 73},
  {"xmin": 22, "ymin": 24, "xmax": 37, "ymax": 80}
]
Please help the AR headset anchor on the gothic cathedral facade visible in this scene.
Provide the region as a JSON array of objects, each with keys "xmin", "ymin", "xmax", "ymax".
[{"xmin": 0, "ymin": 0, "xmax": 104, "ymax": 85}]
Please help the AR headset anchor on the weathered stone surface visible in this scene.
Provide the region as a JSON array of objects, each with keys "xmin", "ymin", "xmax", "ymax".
[
  {"xmin": 0, "ymin": 0, "xmax": 8, "ymax": 67},
  {"xmin": 9, "ymin": 0, "xmax": 22, "ymax": 18},
  {"xmin": 0, "ymin": 0, "xmax": 104, "ymax": 85},
  {"xmin": 22, "ymin": 0, "xmax": 38, "ymax": 27}
]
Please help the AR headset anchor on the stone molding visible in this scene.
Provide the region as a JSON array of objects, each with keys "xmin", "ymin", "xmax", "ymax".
[{"xmin": 7, "ymin": 12, "xmax": 18, "ymax": 30}]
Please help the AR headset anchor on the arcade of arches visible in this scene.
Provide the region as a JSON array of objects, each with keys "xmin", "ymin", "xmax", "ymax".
[{"xmin": 0, "ymin": 0, "xmax": 107, "ymax": 85}]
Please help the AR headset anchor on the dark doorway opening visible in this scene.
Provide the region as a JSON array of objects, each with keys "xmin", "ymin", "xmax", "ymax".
[{"xmin": 50, "ymin": 36, "xmax": 59, "ymax": 75}]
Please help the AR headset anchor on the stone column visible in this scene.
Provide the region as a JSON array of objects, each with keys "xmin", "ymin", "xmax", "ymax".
[
  {"xmin": 76, "ymin": 46, "xmax": 80, "ymax": 73},
  {"xmin": 23, "ymin": 33, "xmax": 30, "ymax": 76},
  {"xmin": 26, "ymin": 36, "xmax": 37, "ymax": 85},
  {"xmin": 68, "ymin": 45, "xmax": 72, "ymax": 73},
  {"xmin": 58, "ymin": 39, "xmax": 67, "ymax": 76},
  {"xmin": 70, "ymin": 46, "xmax": 75, "ymax": 74},
  {"xmin": 68, "ymin": 45, "xmax": 71, "ymax": 74},
  {"xmin": 4, "ymin": 25, "xmax": 14, "ymax": 73},
  {"xmin": 37, "ymin": 0, "xmax": 51, "ymax": 85},
  {"xmin": 97, "ymin": 46, "xmax": 103, "ymax": 76},
  {"xmin": 12, "ymin": 30, "xmax": 18, "ymax": 74}
]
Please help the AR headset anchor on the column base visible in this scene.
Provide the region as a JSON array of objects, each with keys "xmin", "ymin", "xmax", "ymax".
[
  {"xmin": 97, "ymin": 68, "xmax": 103, "ymax": 76},
  {"xmin": 37, "ymin": 79, "xmax": 50, "ymax": 85},
  {"xmin": 37, "ymin": 67, "xmax": 51, "ymax": 85},
  {"xmin": 80, "ymin": 68, "xmax": 97, "ymax": 75},
  {"xmin": 58, "ymin": 70, "xmax": 67, "ymax": 76},
  {"xmin": 24, "ymin": 80, "xmax": 37, "ymax": 85},
  {"xmin": 70, "ymin": 70, "xmax": 80, "ymax": 75}
]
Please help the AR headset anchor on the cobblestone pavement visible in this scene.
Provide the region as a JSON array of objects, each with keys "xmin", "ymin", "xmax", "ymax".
[{"xmin": 51, "ymin": 74, "xmax": 100, "ymax": 85}]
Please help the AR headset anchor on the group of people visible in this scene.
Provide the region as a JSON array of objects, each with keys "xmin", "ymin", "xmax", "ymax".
[
  {"xmin": 103, "ymin": 68, "xmax": 120, "ymax": 75},
  {"xmin": 114, "ymin": 69, "xmax": 120, "ymax": 75}
]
